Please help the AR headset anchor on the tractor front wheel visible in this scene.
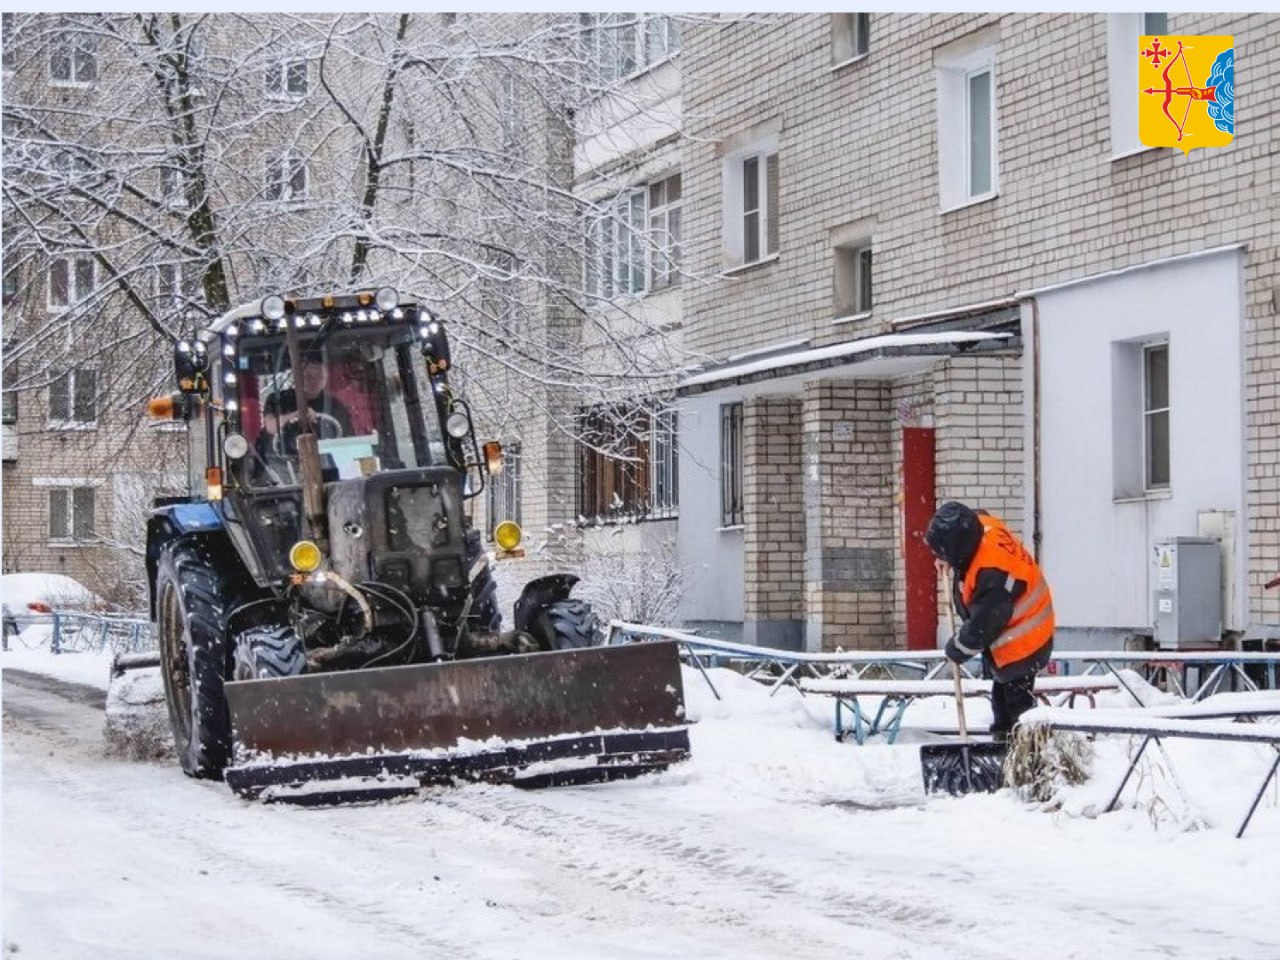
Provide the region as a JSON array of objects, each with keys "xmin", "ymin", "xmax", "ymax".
[
  {"xmin": 233, "ymin": 625, "xmax": 306, "ymax": 680},
  {"xmin": 156, "ymin": 540, "xmax": 242, "ymax": 779},
  {"xmin": 530, "ymin": 598, "xmax": 600, "ymax": 651}
]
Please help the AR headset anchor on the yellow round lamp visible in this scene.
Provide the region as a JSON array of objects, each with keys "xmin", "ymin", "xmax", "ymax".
[
  {"xmin": 493, "ymin": 521, "xmax": 522, "ymax": 553},
  {"xmin": 289, "ymin": 540, "xmax": 323, "ymax": 573}
]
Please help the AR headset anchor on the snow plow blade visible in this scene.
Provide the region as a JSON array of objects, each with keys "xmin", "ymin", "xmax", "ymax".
[{"xmin": 222, "ymin": 640, "xmax": 690, "ymax": 805}]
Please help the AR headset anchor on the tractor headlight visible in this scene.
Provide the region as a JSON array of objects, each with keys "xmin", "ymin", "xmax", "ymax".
[
  {"xmin": 375, "ymin": 286, "xmax": 399, "ymax": 312},
  {"xmin": 223, "ymin": 432, "xmax": 249, "ymax": 460},
  {"xmin": 261, "ymin": 295, "xmax": 287, "ymax": 321},
  {"xmin": 445, "ymin": 410, "xmax": 471, "ymax": 439},
  {"xmin": 289, "ymin": 540, "xmax": 323, "ymax": 573},
  {"xmin": 494, "ymin": 521, "xmax": 522, "ymax": 553}
]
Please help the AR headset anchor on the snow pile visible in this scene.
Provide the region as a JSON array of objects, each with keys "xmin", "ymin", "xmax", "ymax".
[{"xmin": 103, "ymin": 666, "xmax": 173, "ymax": 762}]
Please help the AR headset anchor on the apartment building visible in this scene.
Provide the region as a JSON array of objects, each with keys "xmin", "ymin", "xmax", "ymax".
[
  {"xmin": 672, "ymin": 13, "xmax": 1276, "ymax": 651},
  {"xmin": 0, "ymin": 13, "xmax": 582, "ymax": 606}
]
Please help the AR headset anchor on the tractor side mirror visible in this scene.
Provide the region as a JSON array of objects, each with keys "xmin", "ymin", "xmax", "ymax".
[{"xmin": 174, "ymin": 338, "xmax": 210, "ymax": 395}]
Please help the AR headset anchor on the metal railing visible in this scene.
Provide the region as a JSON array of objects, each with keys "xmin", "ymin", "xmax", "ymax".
[
  {"xmin": 2, "ymin": 611, "xmax": 154, "ymax": 655},
  {"xmin": 606, "ymin": 620, "xmax": 1280, "ymax": 703}
]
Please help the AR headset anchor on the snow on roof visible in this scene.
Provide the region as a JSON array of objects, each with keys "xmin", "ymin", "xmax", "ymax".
[{"xmin": 680, "ymin": 329, "xmax": 1013, "ymax": 390}]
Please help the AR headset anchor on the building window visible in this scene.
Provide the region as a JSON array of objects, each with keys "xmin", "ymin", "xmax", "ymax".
[
  {"xmin": 1144, "ymin": 342, "xmax": 1169, "ymax": 490},
  {"xmin": 266, "ymin": 57, "xmax": 308, "ymax": 99},
  {"xmin": 582, "ymin": 13, "xmax": 681, "ymax": 84},
  {"xmin": 586, "ymin": 173, "xmax": 683, "ymax": 301},
  {"xmin": 1, "ymin": 344, "xmax": 15, "ymax": 425},
  {"xmin": 487, "ymin": 442, "xmax": 522, "ymax": 541},
  {"xmin": 49, "ymin": 367, "xmax": 97, "ymax": 426},
  {"xmin": 480, "ymin": 248, "xmax": 516, "ymax": 326},
  {"xmin": 3, "ymin": 13, "xmax": 17, "ymax": 72},
  {"xmin": 576, "ymin": 402, "xmax": 679, "ymax": 523},
  {"xmin": 722, "ymin": 140, "xmax": 779, "ymax": 270},
  {"xmin": 47, "ymin": 256, "xmax": 95, "ymax": 310},
  {"xmin": 155, "ymin": 262, "xmax": 198, "ymax": 312},
  {"xmin": 586, "ymin": 188, "xmax": 646, "ymax": 300},
  {"xmin": 834, "ymin": 240, "xmax": 872, "ymax": 317},
  {"xmin": 720, "ymin": 402, "xmax": 744, "ymax": 528},
  {"xmin": 935, "ymin": 37, "xmax": 998, "ymax": 210},
  {"xmin": 48, "ymin": 21, "xmax": 97, "ymax": 85},
  {"xmin": 264, "ymin": 151, "xmax": 307, "ymax": 202},
  {"xmin": 648, "ymin": 173, "xmax": 682, "ymax": 291},
  {"xmin": 49, "ymin": 486, "xmax": 96, "ymax": 542},
  {"xmin": 159, "ymin": 165, "xmax": 186, "ymax": 207},
  {"xmin": 1108, "ymin": 13, "xmax": 1169, "ymax": 157},
  {"xmin": 831, "ymin": 13, "xmax": 869, "ymax": 65}
]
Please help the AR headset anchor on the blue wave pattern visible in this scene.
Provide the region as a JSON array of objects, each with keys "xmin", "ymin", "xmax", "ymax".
[{"xmin": 1205, "ymin": 49, "xmax": 1234, "ymax": 135}]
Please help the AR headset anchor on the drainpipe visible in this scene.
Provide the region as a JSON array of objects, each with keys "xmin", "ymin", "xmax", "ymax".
[{"xmin": 1027, "ymin": 296, "xmax": 1043, "ymax": 563}]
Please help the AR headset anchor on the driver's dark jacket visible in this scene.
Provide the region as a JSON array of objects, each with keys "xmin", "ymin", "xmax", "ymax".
[{"xmin": 257, "ymin": 389, "xmax": 354, "ymax": 455}]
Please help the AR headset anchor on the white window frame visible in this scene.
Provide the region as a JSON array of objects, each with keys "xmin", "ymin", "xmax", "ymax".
[
  {"xmin": 647, "ymin": 173, "xmax": 682, "ymax": 291},
  {"xmin": 264, "ymin": 151, "xmax": 308, "ymax": 202},
  {"xmin": 586, "ymin": 187, "xmax": 646, "ymax": 301},
  {"xmin": 265, "ymin": 56, "xmax": 308, "ymax": 99},
  {"xmin": 583, "ymin": 13, "xmax": 681, "ymax": 84},
  {"xmin": 1107, "ymin": 13, "xmax": 1169, "ymax": 159},
  {"xmin": 48, "ymin": 366, "xmax": 98, "ymax": 429},
  {"xmin": 722, "ymin": 136, "xmax": 780, "ymax": 271},
  {"xmin": 1143, "ymin": 340, "xmax": 1170, "ymax": 492},
  {"xmin": 831, "ymin": 13, "xmax": 870, "ymax": 67},
  {"xmin": 47, "ymin": 255, "xmax": 95, "ymax": 311},
  {"xmin": 155, "ymin": 261, "xmax": 197, "ymax": 312},
  {"xmin": 48, "ymin": 22, "xmax": 97, "ymax": 86},
  {"xmin": 159, "ymin": 165, "xmax": 187, "ymax": 208},
  {"xmin": 648, "ymin": 404, "xmax": 679, "ymax": 520},
  {"xmin": 46, "ymin": 484, "xmax": 97, "ymax": 544},
  {"xmin": 935, "ymin": 40, "xmax": 998, "ymax": 212},
  {"xmin": 833, "ymin": 239, "xmax": 873, "ymax": 320},
  {"xmin": 720, "ymin": 402, "xmax": 744, "ymax": 529}
]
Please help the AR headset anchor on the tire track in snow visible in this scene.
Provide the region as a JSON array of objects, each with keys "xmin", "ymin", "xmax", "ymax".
[
  {"xmin": 419, "ymin": 785, "xmax": 983, "ymax": 959},
  {"xmin": 3, "ymin": 687, "xmax": 483, "ymax": 960}
]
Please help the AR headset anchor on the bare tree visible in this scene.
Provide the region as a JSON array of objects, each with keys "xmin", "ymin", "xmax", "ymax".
[{"xmin": 1, "ymin": 12, "xmax": 750, "ymax": 590}]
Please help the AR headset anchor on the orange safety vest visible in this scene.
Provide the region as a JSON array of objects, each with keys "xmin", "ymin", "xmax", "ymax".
[{"xmin": 961, "ymin": 514, "xmax": 1055, "ymax": 668}]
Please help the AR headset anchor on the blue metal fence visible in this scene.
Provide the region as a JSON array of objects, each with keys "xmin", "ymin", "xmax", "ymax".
[{"xmin": 2, "ymin": 611, "xmax": 154, "ymax": 655}]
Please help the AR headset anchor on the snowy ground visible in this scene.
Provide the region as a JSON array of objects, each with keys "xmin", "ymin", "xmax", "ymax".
[{"xmin": 4, "ymin": 646, "xmax": 1280, "ymax": 960}]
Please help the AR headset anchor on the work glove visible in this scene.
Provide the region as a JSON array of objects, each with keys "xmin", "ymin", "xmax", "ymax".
[{"xmin": 944, "ymin": 635, "xmax": 973, "ymax": 664}]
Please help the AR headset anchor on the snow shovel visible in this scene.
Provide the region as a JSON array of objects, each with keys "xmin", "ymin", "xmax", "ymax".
[{"xmin": 920, "ymin": 595, "xmax": 1006, "ymax": 796}]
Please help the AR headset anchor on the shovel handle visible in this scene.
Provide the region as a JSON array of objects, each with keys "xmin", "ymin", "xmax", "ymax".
[
  {"xmin": 942, "ymin": 571, "xmax": 969, "ymax": 743},
  {"xmin": 953, "ymin": 661, "xmax": 969, "ymax": 743}
]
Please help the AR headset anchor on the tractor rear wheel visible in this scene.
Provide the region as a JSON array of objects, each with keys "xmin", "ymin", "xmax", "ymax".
[
  {"xmin": 156, "ymin": 540, "xmax": 245, "ymax": 779},
  {"xmin": 233, "ymin": 625, "xmax": 306, "ymax": 680},
  {"xmin": 530, "ymin": 598, "xmax": 600, "ymax": 651}
]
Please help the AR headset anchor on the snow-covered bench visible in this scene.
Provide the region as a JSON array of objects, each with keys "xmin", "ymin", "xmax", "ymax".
[
  {"xmin": 1019, "ymin": 694, "xmax": 1280, "ymax": 838},
  {"xmin": 799, "ymin": 674, "xmax": 1123, "ymax": 744}
]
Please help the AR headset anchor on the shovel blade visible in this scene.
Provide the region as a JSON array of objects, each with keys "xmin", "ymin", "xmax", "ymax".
[{"xmin": 920, "ymin": 741, "xmax": 1007, "ymax": 796}]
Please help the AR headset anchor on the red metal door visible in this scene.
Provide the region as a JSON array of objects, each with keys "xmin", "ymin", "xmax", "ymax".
[{"xmin": 903, "ymin": 427, "xmax": 937, "ymax": 650}]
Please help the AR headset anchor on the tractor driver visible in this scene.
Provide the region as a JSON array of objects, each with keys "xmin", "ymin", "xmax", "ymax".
[{"xmin": 258, "ymin": 354, "xmax": 354, "ymax": 456}]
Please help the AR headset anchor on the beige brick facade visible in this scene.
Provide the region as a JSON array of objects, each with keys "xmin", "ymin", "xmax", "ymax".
[{"xmin": 677, "ymin": 13, "xmax": 1275, "ymax": 648}]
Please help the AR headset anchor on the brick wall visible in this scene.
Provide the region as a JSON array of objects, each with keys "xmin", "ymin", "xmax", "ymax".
[
  {"xmin": 741, "ymin": 397, "xmax": 804, "ymax": 646},
  {"xmin": 801, "ymin": 380, "xmax": 894, "ymax": 650}
]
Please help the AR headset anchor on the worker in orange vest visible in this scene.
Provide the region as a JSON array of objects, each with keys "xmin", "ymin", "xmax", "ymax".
[{"xmin": 925, "ymin": 501, "xmax": 1055, "ymax": 742}]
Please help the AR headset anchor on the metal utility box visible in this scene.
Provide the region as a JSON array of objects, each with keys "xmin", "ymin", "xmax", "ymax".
[{"xmin": 1153, "ymin": 537, "xmax": 1223, "ymax": 649}]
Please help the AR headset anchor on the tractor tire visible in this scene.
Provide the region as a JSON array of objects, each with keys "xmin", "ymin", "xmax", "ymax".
[
  {"xmin": 155, "ymin": 539, "xmax": 248, "ymax": 779},
  {"xmin": 530, "ymin": 598, "xmax": 601, "ymax": 651},
  {"xmin": 233, "ymin": 625, "xmax": 306, "ymax": 681},
  {"xmin": 464, "ymin": 527, "xmax": 502, "ymax": 634}
]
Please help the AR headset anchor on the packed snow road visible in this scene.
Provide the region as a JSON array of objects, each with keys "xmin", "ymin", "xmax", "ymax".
[{"xmin": 5, "ymin": 665, "xmax": 1280, "ymax": 960}]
